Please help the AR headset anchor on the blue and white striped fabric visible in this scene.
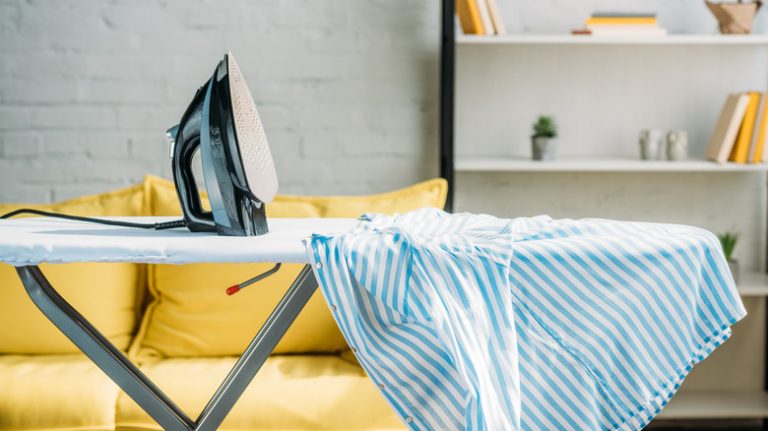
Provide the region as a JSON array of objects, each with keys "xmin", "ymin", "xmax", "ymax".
[{"xmin": 306, "ymin": 209, "xmax": 746, "ymax": 430}]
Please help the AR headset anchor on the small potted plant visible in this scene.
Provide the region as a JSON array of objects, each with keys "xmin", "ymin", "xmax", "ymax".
[
  {"xmin": 718, "ymin": 232, "xmax": 740, "ymax": 283},
  {"xmin": 706, "ymin": 0, "xmax": 762, "ymax": 34},
  {"xmin": 531, "ymin": 115, "xmax": 557, "ymax": 161}
]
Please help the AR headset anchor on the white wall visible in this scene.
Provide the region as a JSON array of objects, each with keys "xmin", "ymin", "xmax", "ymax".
[{"xmin": 0, "ymin": 0, "xmax": 440, "ymax": 202}]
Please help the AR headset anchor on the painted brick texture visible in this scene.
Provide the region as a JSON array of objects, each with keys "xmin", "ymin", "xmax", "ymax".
[{"xmin": 0, "ymin": 0, "xmax": 440, "ymax": 202}]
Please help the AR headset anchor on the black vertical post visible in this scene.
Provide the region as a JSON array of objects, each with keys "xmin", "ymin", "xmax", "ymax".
[{"xmin": 440, "ymin": 0, "xmax": 455, "ymax": 212}]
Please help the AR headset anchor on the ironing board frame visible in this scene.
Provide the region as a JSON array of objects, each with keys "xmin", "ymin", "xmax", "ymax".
[{"xmin": 15, "ymin": 264, "xmax": 318, "ymax": 431}]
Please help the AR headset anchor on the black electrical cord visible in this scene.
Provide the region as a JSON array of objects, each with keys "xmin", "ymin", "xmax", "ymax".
[
  {"xmin": 2, "ymin": 208, "xmax": 281, "ymax": 295},
  {"xmin": 0, "ymin": 208, "xmax": 186, "ymax": 230}
]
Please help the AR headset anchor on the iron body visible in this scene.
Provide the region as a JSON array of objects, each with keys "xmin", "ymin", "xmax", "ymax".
[{"xmin": 168, "ymin": 53, "xmax": 278, "ymax": 236}]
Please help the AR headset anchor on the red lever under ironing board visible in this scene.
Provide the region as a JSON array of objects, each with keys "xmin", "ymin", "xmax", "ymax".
[{"xmin": 226, "ymin": 263, "xmax": 282, "ymax": 295}]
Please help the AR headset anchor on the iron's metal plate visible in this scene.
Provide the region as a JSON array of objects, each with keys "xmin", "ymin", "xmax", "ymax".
[{"xmin": 227, "ymin": 53, "xmax": 278, "ymax": 204}]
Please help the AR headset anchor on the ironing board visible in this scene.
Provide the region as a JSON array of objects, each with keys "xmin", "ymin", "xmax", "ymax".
[{"xmin": 0, "ymin": 216, "xmax": 358, "ymax": 431}]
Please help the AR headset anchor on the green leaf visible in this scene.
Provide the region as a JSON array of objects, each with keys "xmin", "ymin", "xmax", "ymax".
[
  {"xmin": 532, "ymin": 115, "xmax": 557, "ymax": 138},
  {"xmin": 718, "ymin": 232, "xmax": 739, "ymax": 260}
]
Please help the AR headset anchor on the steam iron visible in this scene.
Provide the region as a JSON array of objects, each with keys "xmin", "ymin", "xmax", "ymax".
[{"xmin": 166, "ymin": 52, "xmax": 278, "ymax": 236}]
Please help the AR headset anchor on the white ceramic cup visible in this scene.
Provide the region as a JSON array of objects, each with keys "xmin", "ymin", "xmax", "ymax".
[
  {"xmin": 639, "ymin": 129, "xmax": 663, "ymax": 160},
  {"xmin": 666, "ymin": 130, "xmax": 688, "ymax": 161}
]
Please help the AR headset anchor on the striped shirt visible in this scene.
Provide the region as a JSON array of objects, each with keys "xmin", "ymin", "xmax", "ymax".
[{"xmin": 306, "ymin": 209, "xmax": 746, "ymax": 430}]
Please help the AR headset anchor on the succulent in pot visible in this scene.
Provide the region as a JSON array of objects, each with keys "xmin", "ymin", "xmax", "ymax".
[
  {"xmin": 718, "ymin": 232, "xmax": 740, "ymax": 283},
  {"xmin": 531, "ymin": 115, "xmax": 558, "ymax": 161}
]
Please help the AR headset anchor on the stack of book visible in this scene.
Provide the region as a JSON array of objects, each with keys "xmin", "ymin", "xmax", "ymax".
[
  {"xmin": 456, "ymin": 0, "xmax": 506, "ymax": 36},
  {"xmin": 574, "ymin": 12, "xmax": 667, "ymax": 37},
  {"xmin": 707, "ymin": 92, "xmax": 768, "ymax": 164}
]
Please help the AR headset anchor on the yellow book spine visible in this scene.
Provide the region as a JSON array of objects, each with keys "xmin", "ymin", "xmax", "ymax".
[
  {"xmin": 466, "ymin": 0, "xmax": 485, "ymax": 35},
  {"xmin": 585, "ymin": 17, "xmax": 658, "ymax": 26},
  {"xmin": 753, "ymin": 93, "xmax": 768, "ymax": 163},
  {"xmin": 730, "ymin": 92, "xmax": 760, "ymax": 163},
  {"xmin": 456, "ymin": 0, "xmax": 473, "ymax": 34}
]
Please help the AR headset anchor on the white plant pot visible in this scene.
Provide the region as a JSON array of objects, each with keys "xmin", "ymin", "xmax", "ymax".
[{"xmin": 532, "ymin": 137, "xmax": 557, "ymax": 161}]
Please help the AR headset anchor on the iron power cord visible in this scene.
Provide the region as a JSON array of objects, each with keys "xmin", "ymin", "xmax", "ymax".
[
  {"xmin": 1, "ymin": 208, "xmax": 282, "ymax": 295},
  {"xmin": 0, "ymin": 208, "xmax": 186, "ymax": 230}
]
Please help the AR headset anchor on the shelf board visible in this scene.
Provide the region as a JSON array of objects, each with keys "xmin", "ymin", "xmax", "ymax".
[
  {"xmin": 457, "ymin": 34, "xmax": 768, "ymax": 45},
  {"xmin": 455, "ymin": 157, "xmax": 768, "ymax": 173},
  {"xmin": 737, "ymin": 271, "xmax": 768, "ymax": 297},
  {"xmin": 658, "ymin": 390, "xmax": 768, "ymax": 419}
]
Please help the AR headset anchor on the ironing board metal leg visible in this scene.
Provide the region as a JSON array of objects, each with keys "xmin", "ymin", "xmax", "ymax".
[
  {"xmin": 194, "ymin": 264, "xmax": 318, "ymax": 431},
  {"xmin": 16, "ymin": 264, "xmax": 317, "ymax": 431},
  {"xmin": 15, "ymin": 266, "xmax": 195, "ymax": 431}
]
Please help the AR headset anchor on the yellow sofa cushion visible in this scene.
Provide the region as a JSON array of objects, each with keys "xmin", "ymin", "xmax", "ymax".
[
  {"xmin": 0, "ymin": 355, "xmax": 121, "ymax": 431},
  {"xmin": 132, "ymin": 175, "xmax": 447, "ymax": 357},
  {"xmin": 0, "ymin": 184, "xmax": 146, "ymax": 354},
  {"xmin": 115, "ymin": 355, "xmax": 406, "ymax": 431}
]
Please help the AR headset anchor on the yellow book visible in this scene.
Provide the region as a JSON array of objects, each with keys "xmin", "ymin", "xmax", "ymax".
[
  {"xmin": 456, "ymin": 0, "xmax": 484, "ymax": 35},
  {"xmin": 750, "ymin": 93, "xmax": 768, "ymax": 163},
  {"xmin": 585, "ymin": 17, "xmax": 658, "ymax": 26},
  {"xmin": 729, "ymin": 92, "xmax": 761, "ymax": 163},
  {"xmin": 707, "ymin": 93, "xmax": 750, "ymax": 163}
]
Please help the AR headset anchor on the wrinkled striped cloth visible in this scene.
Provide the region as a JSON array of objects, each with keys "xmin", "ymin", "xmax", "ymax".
[{"xmin": 306, "ymin": 209, "xmax": 746, "ymax": 430}]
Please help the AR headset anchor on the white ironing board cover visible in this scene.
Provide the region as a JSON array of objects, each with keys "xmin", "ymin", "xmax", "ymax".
[{"xmin": 0, "ymin": 217, "xmax": 358, "ymax": 266}]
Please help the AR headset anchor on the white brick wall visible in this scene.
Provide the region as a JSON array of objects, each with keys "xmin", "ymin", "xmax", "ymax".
[{"xmin": 0, "ymin": 0, "xmax": 440, "ymax": 202}]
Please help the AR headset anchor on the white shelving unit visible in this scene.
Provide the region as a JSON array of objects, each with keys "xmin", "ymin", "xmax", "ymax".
[
  {"xmin": 449, "ymin": 29, "xmax": 768, "ymax": 423},
  {"xmin": 458, "ymin": 34, "xmax": 768, "ymax": 45},
  {"xmin": 457, "ymin": 157, "xmax": 768, "ymax": 173}
]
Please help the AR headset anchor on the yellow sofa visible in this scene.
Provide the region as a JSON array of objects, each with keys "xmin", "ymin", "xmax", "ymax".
[{"xmin": 0, "ymin": 175, "xmax": 448, "ymax": 431}]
